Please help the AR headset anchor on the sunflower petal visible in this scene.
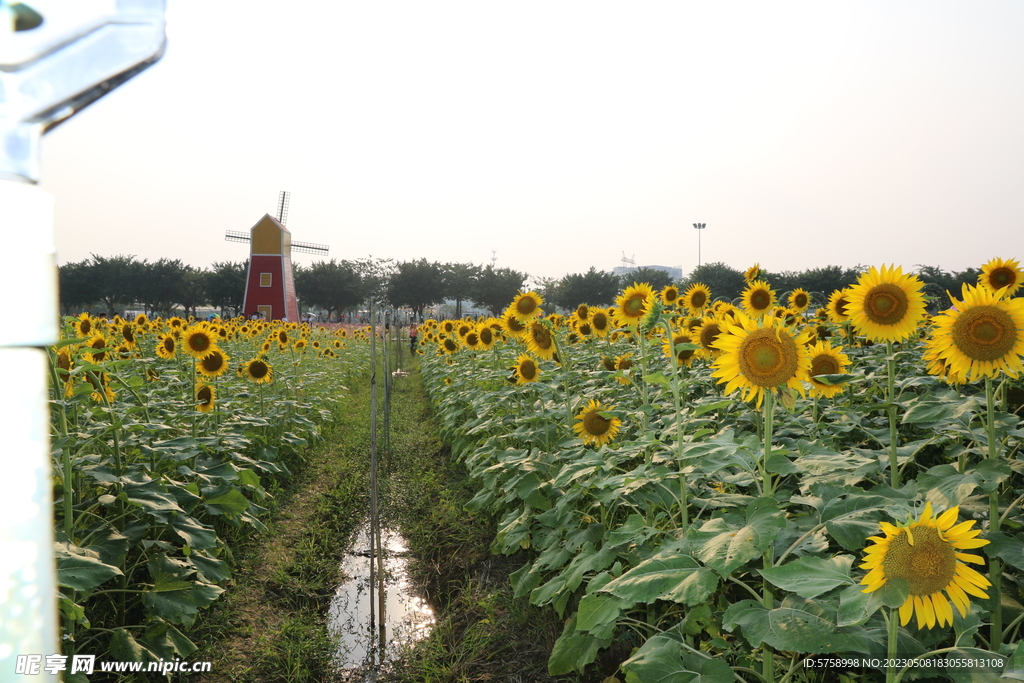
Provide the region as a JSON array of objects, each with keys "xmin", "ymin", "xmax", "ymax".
[
  {"xmin": 931, "ymin": 592, "xmax": 953, "ymax": 628},
  {"xmin": 899, "ymin": 597, "xmax": 915, "ymax": 626},
  {"xmin": 935, "ymin": 506, "xmax": 960, "ymax": 531}
]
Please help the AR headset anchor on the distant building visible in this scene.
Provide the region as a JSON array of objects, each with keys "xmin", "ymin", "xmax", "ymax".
[{"xmin": 612, "ymin": 264, "xmax": 683, "ymax": 281}]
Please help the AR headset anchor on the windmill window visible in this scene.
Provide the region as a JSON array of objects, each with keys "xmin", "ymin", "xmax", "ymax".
[{"xmin": 260, "ymin": 273, "xmax": 273, "ymax": 287}]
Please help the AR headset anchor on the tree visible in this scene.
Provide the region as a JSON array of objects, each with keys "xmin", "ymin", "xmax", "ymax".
[
  {"xmin": 470, "ymin": 265, "xmax": 528, "ymax": 315},
  {"xmin": 681, "ymin": 262, "xmax": 746, "ymax": 303},
  {"xmin": 622, "ymin": 267, "xmax": 674, "ymax": 291},
  {"xmin": 914, "ymin": 265, "xmax": 980, "ymax": 312},
  {"xmin": 58, "ymin": 260, "xmax": 101, "ymax": 316},
  {"xmin": 205, "ymin": 260, "xmax": 247, "ymax": 317},
  {"xmin": 441, "ymin": 262, "xmax": 482, "ymax": 319},
  {"xmin": 137, "ymin": 258, "xmax": 190, "ymax": 317},
  {"xmin": 174, "ymin": 266, "xmax": 207, "ymax": 318},
  {"xmin": 548, "ymin": 267, "xmax": 620, "ymax": 311},
  {"xmin": 295, "ymin": 259, "xmax": 366, "ymax": 320},
  {"xmin": 387, "ymin": 259, "xmax": 446, "ymax": 320},
  {"xmin": 86, "ymin": 254, "xmax": 145, "ymax": 316}
]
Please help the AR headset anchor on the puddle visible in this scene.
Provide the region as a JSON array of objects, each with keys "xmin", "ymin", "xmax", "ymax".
[{"xmin": 329, "ymin": 520, "xmax": 435, "ymax": 676}]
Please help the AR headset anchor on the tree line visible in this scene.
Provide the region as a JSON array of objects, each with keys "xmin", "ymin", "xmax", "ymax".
[{"xmin": 59, "ymin": 254, "xmax": 982, "ymax": 320}]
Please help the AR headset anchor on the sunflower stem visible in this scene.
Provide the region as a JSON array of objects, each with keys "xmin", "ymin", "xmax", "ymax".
[
  {"xmin": 886, "ymin": 340, "xmax": 899, "ymax": 489},
  {"xmin": 762, "ymin": 548, "xmax": 775, "ymax": 683},
  {"xmin": 659, "ymin": 317, "xmax": 689, "ymax": 528},
  {"xmin": 886, "ymin": 607, "xmax": 899, "ymax": 683},
  {"xmin": 762, "ymin": 390, "xmax": 775, "ymax": 497},
  {"xmin": 985, "ymin": 375, "xmax": 1003, "ymax": 652}
]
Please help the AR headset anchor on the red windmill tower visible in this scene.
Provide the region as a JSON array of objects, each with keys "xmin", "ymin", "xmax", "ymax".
[{"xmin": 226, "ymin": 192, "xmax": 329, "ymax": 321}]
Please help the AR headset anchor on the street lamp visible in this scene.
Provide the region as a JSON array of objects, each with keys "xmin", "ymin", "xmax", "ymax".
[{"xmin": 693, "ymin": 223, "xmax": 706, "ymax": 269}]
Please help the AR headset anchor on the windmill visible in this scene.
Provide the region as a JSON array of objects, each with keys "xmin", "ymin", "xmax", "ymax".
[{"xmin": 225, "ymin": 191, "xmax": 329, "ymax": 321}]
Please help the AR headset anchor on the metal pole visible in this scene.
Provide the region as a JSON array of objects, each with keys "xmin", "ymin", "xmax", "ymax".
[
  {"xmin": 692, "ymin": 223, "xmax": 706, "ymax": 269},
  {"xmin": 367, "ymin": 299, "xmax": 378, "ymax": 662}
]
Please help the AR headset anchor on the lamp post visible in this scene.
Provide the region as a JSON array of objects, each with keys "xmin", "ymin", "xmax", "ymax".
[{"xmin": 693, "ymin": 223, "xmax": 706, "ymax": 269}]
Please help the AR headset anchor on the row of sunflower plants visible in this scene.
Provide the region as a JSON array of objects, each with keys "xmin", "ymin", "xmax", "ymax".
[
  {"xmin": 49, "ymin": 313, "xmax": 373, "ymax": 673},
  {"xmin": 417, "ymin": 259, "xmax": 1024, "ymax": 683}
]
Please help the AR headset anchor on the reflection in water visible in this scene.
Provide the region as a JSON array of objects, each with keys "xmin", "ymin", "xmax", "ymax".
[{"xmin": 329, "ymin": 521, "xmax": 435, "ymax": 677}]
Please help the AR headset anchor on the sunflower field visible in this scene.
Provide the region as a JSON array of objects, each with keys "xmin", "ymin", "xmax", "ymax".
[
  {"xmin": 418, "ymin": 260, "xmax": 1024, "ymax": 683},
  {"xmin": 48, "ymin": 314, "xmax": 372, "ymax": 672}
]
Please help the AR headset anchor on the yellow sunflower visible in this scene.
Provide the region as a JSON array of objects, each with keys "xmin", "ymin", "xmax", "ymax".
[
  {"xmin": 661, "ymin": 285, "xmax": 681, "ymax": 308},
  {"xmin": 196, "ymin": 383, "xmax": 216, "ymax": 413},
  {"xmin": 806, "ymin": 340, "xmax": 851, "ymax": 398},
  {"xmin": 513, "ymin": 354, "xmax": 540, "ymax": 384},
  {"xmin": 683, "ymin": 283, "xmax": 712, "ymax": 314},
  {"xmin": 787, "ymin": 288, "xmax": 811, "ymax": 314},
  {"xmin": 694, "ymin": 317, "xmax": 725, "ymax": 358},
  {"xmin": 156, "ymin": 333, "xmax": 176, "ymax": 359},
  {"xmin": 87, "ymin": 371, "xmax": 115, "ymax": 404},
  {"xmin": 827, "ymin": 288, "xmax": 853, "ymax": 324},
  {"xmin": 73, "ymin": 312, "xmax": 95, "ymax": 338},
  {"xmin": 846, "ymin": 265, "xmax": 926, "ymax": 342},
  {"xmin": 182, "ymin": 324, "xmax": 217, "ymax": 359},
  {"xmin": 926, "ymin": 282, "xmax": 1024, "ymax": 382},
  {"xmin": 741, "ymin": 280, "xmax": 776, "ymax": 317},
  {"xmin": 575, "ymin": 304, "xmax": 591, "ymax": 321},
  {"xmin": 589, "ymin": 308, "xmax": 612, "ymax": 337},
  {"xmin": 196, "ymin": 348, "xmax": 231, "ymax": 378},
  {"xmin": 526, "ymin": 321, "xmax": 557, "ymax": 360},
  {"xmin": 55, "ymin": 347, "xmax": 74, "ymax": 397},
  {"xmin": 744, "ymin": 263, "xmax": 763, "ymax": 283},
  {"xmin": 509, "ymin": 291, "xmax": 544, "ymax": 321},
  {"xmin": 241, "ymin": 358, "xmax": 273, "ymax": 384},
  {"xmin": 663, "ymin": 328, "xmax": 697, "ymax": 367},
  {"xmin": 573, "ymin": 399, "xmax": 622, "ymax": 447},
  {"xmin": 83, "ymin": 333, "xmax": 109, "ymax": 364},
  {"xmin": 860, "ymin": 502, "xmax": 990, "ymax": 629},
  {"xmin": 711, "ymin": 313, "xmax": 811, "ymax": 408},
  {"xmin": 614, "ymin": 353, "xmax": 634, "ymax": 385},
  {"xmin": 979, "ymin": 257, "xmax": 1024, "ymax": 297},
  {"xmin": 476, "ymin": 323, "xmax": 496, "ymax": 350},
  {"xmin": 500, "ymin": 308, "xmax": 528, "ymax": 339},
  {"xmin": 463, "ymin": 329, "xmax": 481, "ymax": 350},
  {"xmin": 614, "ymin": 282, "xmax": 655, "ymax": 327}
]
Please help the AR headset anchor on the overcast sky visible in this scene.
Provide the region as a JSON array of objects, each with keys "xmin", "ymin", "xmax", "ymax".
[{"xmin": 36, "ymin": 1, "xmax": 1024, "ymax": 284}]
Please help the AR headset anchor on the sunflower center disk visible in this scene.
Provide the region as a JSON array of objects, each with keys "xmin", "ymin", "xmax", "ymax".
[
  {"xmin": 864, "ymin": 284, "xmax": 909, "ymax": 325},
  {"xmin": 623, "ymin": 296, "xmax": 645, "ymax": 316},
  {"xmin": 990, "ymin": 267, "xmax": 1016, "ymax": 288},
  {"xmin": 738, "ymin": 330, "xmax": 798, "ymax": 388},
  {"xmin": 882, "ymin": 527, "xmax": 957, "ymax": 596},
  {"xmin": 811, "ymin": 356, "xmax": 840, "ymax": 377},
  {"xmin": 750, "ymin": 291, "xmax": 771, "ymax": 311},
  {"xmin": 583, "ymin": 412, "xmax": 611, "ymax": 436},
  {"xmin": 691, "ymin": 292, "xmax": 707, "ymax": 308},
  {"xmin": 953, "ymin": 306, "xmax": 1016, "ymax": 361}
]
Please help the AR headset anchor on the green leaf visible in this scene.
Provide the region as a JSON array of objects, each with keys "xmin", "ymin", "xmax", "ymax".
[
  {"xmin": 765, "ymin": 452, "xmax": 799, "ymax": 475},
  {"xmin": 987, "ymin": 532, "xmax": 1024, "ymax": 571},
  {"xmin": 919, "ymin": 461, "xmax": 1012, "ymax": 508},
  {"xmin": 602, "ymin": 551, "xmax": 718, "ymax": 606},
  {"xmin": 944, "ymin": 648, "xmax": 1007, "ymax": 683},
  {"xmin": 622, "ymin": 626, "xmax": 733, "ymax": 683},
  {"xmin": 55, "ymin": 542, "xmax": 123, "ymax": 591},
  {"xmin": 758, "ymin": 555, "xmax": 854, "ymax": 599},
  {"xmin": 642, "ymin": 372, "xmax": 672, "ymax": 386},
  {"xmin": 723, "ymin": 595, "xmax": 874, "ymax": 653},
  {"xmin": 202, "ymin": 484, "xmax": 251, "ymax": 516},
  {"xmin": 820, "ymin": 493, "xmax": 892, "ymax": 551},
  {"xmin": 692, "ymin": 498, "xmax": 786, "ymax": 578},
  {"xmin": 877, "ymin": 578, "xmax": 909, "ymax": 609},
  {"xmin": 168, "ymin": 514, "xmax": 218, "ymax": 550},
  {"xmin": 836, "ymin": 583, "xmax": 885, "ymax": 627},
  {"xmin": 576, "ymin": 592, "xmax": 632, "ymax": 639},
  {"xmin": 693, "ymin": 399, "xmax": 733, "ymax": 417},
  {"xmin": 548, "ymin": 614, "xmax": 611, "ymax": 675},
  {"xmin": 812, "ymin": 373, "xmax": 855, "ymax": 386},
  {"xmin": 110, "ymin": 628, "xmax": 151, "ymax": 663}
]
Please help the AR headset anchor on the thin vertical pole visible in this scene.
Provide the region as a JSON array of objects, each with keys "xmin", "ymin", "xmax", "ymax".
[{"xmin": 368, "ymin": 299, "xmax": 380, "ymax": 662}]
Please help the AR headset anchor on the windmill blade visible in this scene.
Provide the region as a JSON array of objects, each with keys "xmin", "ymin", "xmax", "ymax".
[
  {"xmin": 291, "ymin": 240, "xmax": 329, "ymax": 255},
  {"xmin": 225, "ymin": 230, "xmax": 251, "ymax": 244}
]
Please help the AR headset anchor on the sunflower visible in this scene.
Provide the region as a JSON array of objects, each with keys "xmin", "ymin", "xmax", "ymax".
[
  {"xmin": 663, "ymin": 329, "xmax": 697, "ymax": 367},
  {"xmin": 167, "ymin": 316, "xmax": 186, "ymax": 332},
  {"xmin": 87, "ymin": 371, "xmax": 115, "ymax": 404},
  {"xmin": 182, "ymin": 324, "xmax": 217, "ymax": 358},
  {"xmin": 573, "ymin": 399, "xmax": 622, "ymax": 447},
  {"xmin": 156, "ymin": 333, "xmax": 176, "ymax": 359},
  {"xmin": 744, "ymin": 263, "xmax": 763, "ymax": 283},
  {"xmin": 787, "ymin": 288, "xmax": 811, "ymax": 314},
  {"xmin": 196, "ymin": 348, "xmax": 231, "ymax": 378},
  {"xmin": 55, "ymin": 348, "xmax": 74, "ymax": 397},
  {"xmin": 509, "ymin": 291, "xmax": 544, "ymax": 321},
  {"xmin": 476, "ymin": 323, "xmax": 496, "ymax": 350},
  {"xmin": 741, "ymin": 280, "xmax": 776, "ymax": 317},
  {"xmin": 196, "ymin": 383, "xmax": 216, "ymax": 413},
  {"xmin": 500, "ymin": 309, "xmax": 528, "ymax": 339},
  {"xmin": 860, "ymin": 502, "xmax": 990, "ymax": 629},
  {"xmin": 806, "ymin": 340, "xmax": 851, "ymax": 398},
  {"xmin": 73, "ymin": 312, "xmax": 94, "ymax": 338},
  {"xmin": 979, "ymin": 257, "xmax": 1024, "ymax": 297},
  {"xmin": 614, "ymin": 282, "xmax": 655, "ymax": 327},
  {"xmin": 439, "ymin": 337, "xmax": 459, "ymax": 355},
  {"xmin": 575, "ymin": 304, "xmax": 591, "ymax": 321},
  {"xmin": 614, "ymin": 353, "xmax": 634, "ymax": 385},
  {"xmin": 661, "ymin": 285, "xmax": 680, "ymax": 308},
  {"xmin": 241, "ymin": 358, "xmax": 273, "ymax": 384},
  {"xmin": 526, "ymin": 321, "xmax": 557, "ymax": 360},
  {"xmin": 463, "ymin": 330, "xmax": 481, "ymax": 350},
  {"xmin": 589, "ymin": 308, "xmax": 612, "ymax": 337},
  {"xmin": 827, "ymin": 289, "xmax": 852, "ymax": 324},
  {"xmin": 513, "ymin": 354, "xmax": 540, "ymax": 384},
  {"xmin": 846, "ymin": 265, "xmax": 926, "ymax": 342},
  {"xmin": 711, "ymin": 313, "xmax": 811, "ymax": 408},
  {"xmin": 683, "ymin": 283, "xmax": 712, "ymax": 314},
  {"xmin": 926, "ymin": 282, "xmax": 1024, "ymax": 382},
  {"xmin": 83, "ymin": 334, "xmax": 109, "ymax": 363}
]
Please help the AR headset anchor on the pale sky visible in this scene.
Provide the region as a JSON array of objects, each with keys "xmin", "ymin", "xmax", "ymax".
[{"xmin": 37, "ymin": 1, "xmax": 1024, "ymax": 284}]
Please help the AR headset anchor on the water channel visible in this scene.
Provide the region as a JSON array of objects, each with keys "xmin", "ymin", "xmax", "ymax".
[{"xmin": 329, "ymin": 520, "xmax": 435, "ymax": 679}]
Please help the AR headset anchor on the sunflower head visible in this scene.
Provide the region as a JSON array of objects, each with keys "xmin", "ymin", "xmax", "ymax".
[
  {"xmin": 196, "ymin": 383, "xmax": 216, "ymax": 413},
  {"xmin": 806, "ymin": 340, "xmax": 851, "ymax": 398},
  {"xmin": 979, "ymin": 257, "xmax": 1024, "ymax": 297},
  {"xmin": 664, "ymin": 329, "xmax": 697, "ymax": 367},
  {"xmin": 683, "ymin": 283, "xmax": 712, "ymax": 313},
  {"xmin": 510, "ymin": 291, "xmax": 544, "ymax": 321},
  {"xmin": 500, "ymin": 309, "xmax": 528, "ymax": 339},
  {"xmin": 860, "ymin": 502, "xmax": 990, "ymax": 629},
  {"xmin": 196, "ymin": 348, "xmax": 230, "ymax": 378},
  {"xmin": 590, "ymin": 308, "xmax": 611, "ymax": 336},
  {"xmin": 787, "ymin": 288, "xmax": 811, "ymax": 313},
  {"xmin": 744, "ymin": 263, "xmax": 763, "ymax": 283},
  {"xmin": 661, "ymin": 285, "xmax": 680, "ymax": 307},
  {"xmin": 827, "ymin": 288, "xmax": 853, "ymax": 324},
  {"xmin": 711, "ymin": 313, "xmax": 811, "ymax": 407},
  {"xmin": 526, "ymin": 321, "xmax": 557, "ymax": 360},
  {"xmin": 572, "ymin": 399, "xmax": 622, "ymax": 447},
  {"xmin": 183, "ymin": 324, "xmax": 218, "ymax": 358},
  {"xmin": 741, "ymin": 280, "xmax": 776, "ymax": 317},
  {"xmin": 615, "ymin": 283, "xmax": 655, "ymax": 327},
  {"xmin": 243, "ymin": 358, "xmax": 273, "ymax": 384},
  {"xmin": 926, "ymin": 282, "xmax": 1024, "ymax": 382},
  {"xmin": 846, "ymin": 265, "xmax": 927, "ymax": 342},
  {"xmin": 513, "ymin": 354, "xmax": 540, "ymax": 384}
]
